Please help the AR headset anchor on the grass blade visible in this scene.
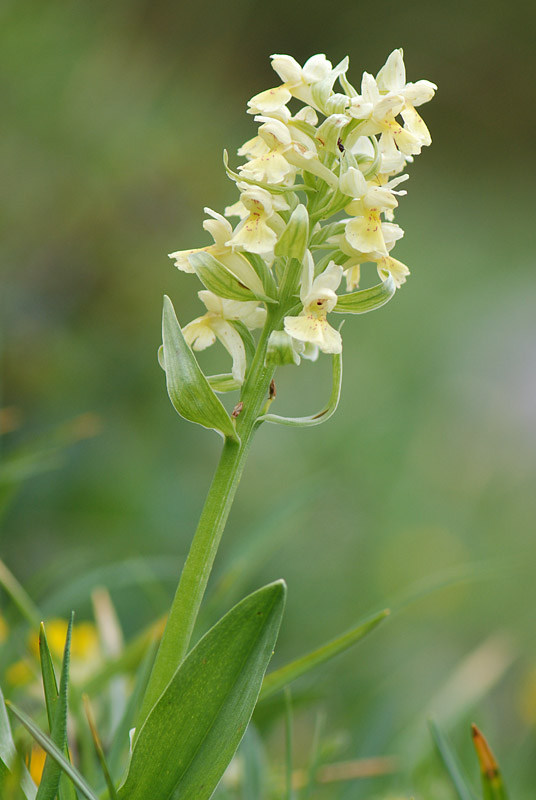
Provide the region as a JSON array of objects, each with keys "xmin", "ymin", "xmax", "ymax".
[
  {"xmin": 38, "ymin": 624, "xmax": 59, "ymax": 730},
  {"xmin": 0, "ymin": 559, "xmax": 41, "ymax": 628},
  {"xmin": 284, "ymin": 689, "xmax": 294, "ymax": 800},
  {"xmin": 107, "ymin": 637, "xmax": 158, "ymax": 781},
  {"xmin": 471, "ymin": 724, "xmax": 508, "ymax": 800},
  {"xmin": 429, "ymin": 720, "xmax": 477, "ymax": 800},
  {"xmin": 260, "ymin": 608, "xmax": 389, "ymax": 701},
  {"xmin": 0, "ymin": 686, "xmax": 37, "ymax": 800},
  {"xmin": 36, "ymin": 614, "xmax": 72, "ymax": 800},
  {"xmin": 83, "ymin": 696, "xmax": 118, "ymax": 800},
  {"xmin": 38, "ymin": 624, "xmax": 77, "ymax": 800},
  {"xmin": 6, "ymin": 702, "xmax": 99, "ymax": 800}
]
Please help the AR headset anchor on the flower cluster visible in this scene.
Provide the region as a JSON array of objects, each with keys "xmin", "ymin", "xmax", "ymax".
[{"xmin": 168, "ymin": 49, "xmax": 435, "ymax": 377}]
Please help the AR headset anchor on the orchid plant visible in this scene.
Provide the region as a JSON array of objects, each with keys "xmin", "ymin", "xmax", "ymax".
[{"xmin": 0, "ymin": 49, "xmax": 465, "ymax": 800}]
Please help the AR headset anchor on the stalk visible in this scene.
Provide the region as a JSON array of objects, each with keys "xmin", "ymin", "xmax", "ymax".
[{"xmin": 136, "ymin": 309, "xmax": 280, "ymax": 729}]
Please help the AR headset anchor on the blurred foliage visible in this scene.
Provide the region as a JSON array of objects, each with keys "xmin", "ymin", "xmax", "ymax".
[{"xmin": 1, "ymin": 0, "xmax": 536, "ymax": 796}]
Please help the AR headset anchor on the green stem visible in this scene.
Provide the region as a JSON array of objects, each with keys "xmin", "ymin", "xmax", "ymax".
[{"xmin": 136, "ymin": 310, "xmax": 280, "ymax": 731}]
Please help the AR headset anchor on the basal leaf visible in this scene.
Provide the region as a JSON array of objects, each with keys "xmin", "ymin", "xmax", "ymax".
[{"xmin": 118, "ymin": 581, "xmax": 286, "ymax": 800}]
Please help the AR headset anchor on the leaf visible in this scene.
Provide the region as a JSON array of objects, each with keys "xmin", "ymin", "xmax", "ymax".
[
  {"xmin": 0, "ymin": 687, "xmax": 37, "ymax": 800},
  {"xmin": 36, "ymin": 614, "xmax": 73, "ymax": 800},
  {"xmin": 162, "ymin": 296, "xmax": 238, "ymax": 441},
  {"xmin": 471, "ymin": 724, "xmax": 508, "ymax": 800},
  {"xmin": 240, "ymin": 725, "xmax": 267, "ymax": 800},
  {"xmin": 429, "ymin": 720, "xmax": 477, "ymax": 800},
  {"xmin": 38, "ymin": 624, "xmax": 77, "ymax": 800},
  {"xmin": 257, "ymin": 351, "xmax": 342, "ymax": 428},
  {"xmin": 38, "ymin": 624, "xmax": 59, "ymax": 730},
  {"xmin": 107, "ymin": 637, "xmax": 158, "ymax": 781},
  {"xmin": 188, "ymin": 252, "xmax": 259, "ymax": 302},
  {"xmin": 118, "ymin": 580, "xmax": 286, "ymax": 800},
  {"xmin": 6, "ymin": 702, "xmax": 99, "ymax": 800},
  {"xmin": 333, "ymin": 275, "xmax": 396, "ymax": 314},
  {"xmin": 284, "ymin": 690, "xmax": 294, "ymax": 800},
  {"xmin": 83, "ymin": 695, "xmax": 118, "ymax": 800},
  {"xmin": 260, "ymin": 609, "xmax": 388, "ymax": 701}
]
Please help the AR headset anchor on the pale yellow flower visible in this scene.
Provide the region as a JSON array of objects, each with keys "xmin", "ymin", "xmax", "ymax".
[{"xmin": 284, "ymin": 262, "xmax": 343, "ymax": 354}]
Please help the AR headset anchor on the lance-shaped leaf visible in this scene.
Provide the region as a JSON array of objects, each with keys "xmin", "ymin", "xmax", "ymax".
[
  {"xmin": 0, "ymin": 687, "xmax": 37, "ymax": 800},
  {"xmin": 259, "ymin": 608, "xmax": 388, "ymax": 701},
  {"xmin": 471, "ymin": 724, "xmax": 508, "ymax": 800},
  {"xmin": 118, "ymin": 581, "xmax": 286, "ymax": 800},
  {"xmin": 333, "ymin": 275, "xmax": 396, "ymax": 314},
  {"xmin": 162, "ymin": 296, "xmax": 238, "ymax": 441},
  {"xmin": 6, "ymin": 703, "xmax": 99, "ymax": 800},
  {"xmin": 38, "ymin": 624, "xmax": 77, "ymax": 800},
  {"xmin": 258, "ymin": 351, "xmax": 342, "ymax": 427},
  {"xmin": 36, "ymin": 614, "xmax": 72, "ymax": 800},
  {"xmin": 188, "ymin": 251, "xmax": 265, "ymax": 303},
  {"xmin": 429, "ymin": 720, "xmax": 477, "ymax": 800}
]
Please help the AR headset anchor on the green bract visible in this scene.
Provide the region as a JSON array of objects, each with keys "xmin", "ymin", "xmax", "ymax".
[{"xmin": 161, "ymin": 296, "xmax": 238, "ymax": 441}]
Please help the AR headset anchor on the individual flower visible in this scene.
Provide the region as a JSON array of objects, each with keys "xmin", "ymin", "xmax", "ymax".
[
  {"xmin": 284, "ymin": 261, "xmax": 343, "ymax": 354},
  {"xmin": 346, "ymin": 72, "xmax": 425, "ymax": 156},
  {"xmin": 249, "ymin": 115, "xmax": 338, "ymax": 189},
  {"xmin": 341, "ymin": 167, "xmax": 402, "ymax": 255},
  {"xmin": 225, "ymin": 186, "xmax": 283, "ymax": 257},
  {"xmin": 332, "ymin": 218, "xmax": 405, "ymax": 291},
  {"xmin": 237, "ymin": 120, "xmax": 298, "ymax": 185},
  {"xmin": 184, "ymin": 290, "xmax": 266, "ymax": 382},
  {"xmin": 225, "ymin": 184, "xmax": 289, "ymax": 219},
  {"xmin": 247, "ymin": 54, "xmax": 333, "ymax": 120},
  {"xmin": 376, "ymin": 48, "xmax": 437, "ymax": 152},
  {"xmin": 169, "ymin": 208, "xmax": 267, "ymax": 295}
]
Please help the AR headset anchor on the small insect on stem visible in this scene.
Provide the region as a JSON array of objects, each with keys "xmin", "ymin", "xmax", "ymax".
[
  {"xmin": 231, "ymin": 401, "xmax": 244, "ymax": 418},
  {"xmin": 269, "ymin": 380, "xmax": 276, "ymax": 400},
  {"xmin": 337, "ymin": 137, "xmax": 345, "ymax": 153}
]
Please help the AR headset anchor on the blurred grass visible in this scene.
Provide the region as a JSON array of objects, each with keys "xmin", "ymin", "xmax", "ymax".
[{"xmin": 1, "ymin": 0, "xmax": 536, "ymax": 796}]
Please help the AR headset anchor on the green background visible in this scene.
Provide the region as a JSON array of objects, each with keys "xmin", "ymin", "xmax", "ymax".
[{"xmin": 2, "ymin": 0, "xmax": 536, "ymax": 796}]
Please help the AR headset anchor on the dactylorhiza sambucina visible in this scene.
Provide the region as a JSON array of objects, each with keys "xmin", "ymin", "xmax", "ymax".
[{"xmin": 167, "ymin": 49, "xmax": 436, "ymax": 382}]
